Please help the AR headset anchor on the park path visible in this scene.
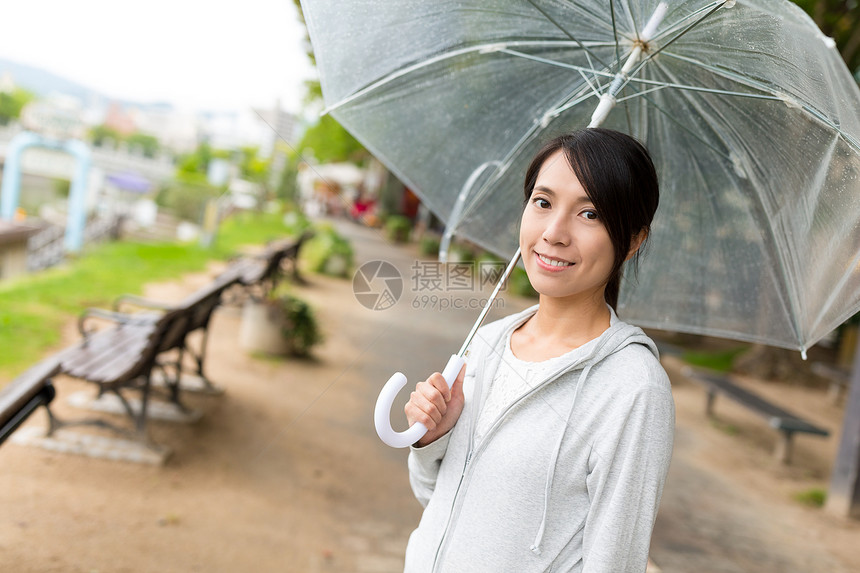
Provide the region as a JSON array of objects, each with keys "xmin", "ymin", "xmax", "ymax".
[{"xmin": 0, "ymin": 216, "xmax": 856, "ymax": 572}]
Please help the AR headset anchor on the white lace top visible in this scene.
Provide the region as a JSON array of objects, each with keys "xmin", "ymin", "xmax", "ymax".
[{"xmin": 473, "ymin": 329, "xmax": 601, "ymax": 445}]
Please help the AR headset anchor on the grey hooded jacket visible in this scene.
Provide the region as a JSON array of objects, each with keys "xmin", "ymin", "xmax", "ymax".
[{"xmin": 405, "ymin": 305, "xmax": 675, "ymax": 573}]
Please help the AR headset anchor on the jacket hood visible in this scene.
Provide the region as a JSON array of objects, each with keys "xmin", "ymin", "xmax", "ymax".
[{"xmin": 474, "ymin": 303, "xmax": 660, "ymax": 371}]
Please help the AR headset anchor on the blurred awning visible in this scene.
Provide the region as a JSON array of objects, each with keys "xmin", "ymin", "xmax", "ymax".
[{"xmin": 106, "ymin": 171, "xmax": 152, "ymax": 193}]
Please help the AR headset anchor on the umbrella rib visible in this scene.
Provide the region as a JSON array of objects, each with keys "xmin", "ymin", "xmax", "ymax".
[
  {"xmin": 811, "ymin": 246, "xmax": 860, "ymax": 346},
  {"xmin": 497, "ymin": 48, "xmax": 619, "ymax": 119},
  {"xmin": 459, "ymin": 61, "xmax": 625, "ymax": 223},
  {"xmin": 615, "ymin": 80, "xmax": 783, "ymax": 103},
  {"xmin": 525, "ymin": 0, "xmax": 612, "ymax": 70},
  {"xmin": 499, "ymin": 48, "xmax": 615, "ymax": 80},
  {"xmin": 621, "ymin": 81, "xmax": 733, "ymax": 162},
  {"xmin": 547, "ymin": 90, "xmax": 607, "ymax": 122},
  {"xmin": 609, "ymin": 0, "xmax": 623, "ymax": 73},
  {"xmin": 612, "ymin": 0, "xmax": 727, "ymax": 97},
  {"xmin": 645, "ymin": 1, "xmax": 727, "ymax": 58},
  {"xmin": 805, "ymin": 135, "xmax": 860, "ymax": 338},
  {"xmin": 584, "ymin": 50, "xmax": 605, "ymax": 92},
  {"xmin": 322, "ymin": 40, "xmax": 610, "ymax": 115},
  {"xmin": 650, "ymin": 62, "xmax": 808, "ymax": 347},
  {"xmin": 657, "ymin": 52, "xmax": 860, "ymax": 153},
  {"xmin": 579, "ymin": 70, "xmax": 604, "ymax": 100},
  {"xmin": 649, "ymin": 1, "xmax": 727, "ymax": 45},
  {"xmin": 634, "ymin": 91, "xmax": 805, "ymax": 349}
]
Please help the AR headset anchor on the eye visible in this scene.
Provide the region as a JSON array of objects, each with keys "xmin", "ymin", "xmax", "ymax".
[
  {"xmin": 582, "ymin": 209, "xmax": 599, "ymax": 221},
  {"xmin": 532, "ymin": 197, "xmax": 551, "ymax": 209}
]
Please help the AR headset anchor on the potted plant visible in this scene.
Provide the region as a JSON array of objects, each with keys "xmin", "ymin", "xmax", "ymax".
[
  {"xmin": 384, "ymin": 215, "xmax": 412, "ymax": 243},
  {"xmin": 278, "ymin": 293, "xmax": 323, "ymax": 357},
  {"xmin": 239, "ymin": 292, "xmax": 323, "ymax": 357}
]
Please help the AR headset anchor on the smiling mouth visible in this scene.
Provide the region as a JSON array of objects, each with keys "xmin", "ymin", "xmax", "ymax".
[{"xmin": 536, "ymin": 253, "xmax": 574, "ymax": 268}]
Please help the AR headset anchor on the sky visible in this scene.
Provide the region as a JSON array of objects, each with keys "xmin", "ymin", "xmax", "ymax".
[{"xmin": 0, "ymin": 0, "xmax": 315, "ymax": 113}]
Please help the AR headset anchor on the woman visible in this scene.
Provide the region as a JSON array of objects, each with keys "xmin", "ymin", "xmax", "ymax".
[{"xmin": 403, "ymin": 128, "xmax": 675, "ymax": 572}]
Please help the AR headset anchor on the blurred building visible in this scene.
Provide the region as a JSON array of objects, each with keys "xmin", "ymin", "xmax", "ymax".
[{"xmin": 197, "ymin": 102, "xmax": 296, "ymax": 157}]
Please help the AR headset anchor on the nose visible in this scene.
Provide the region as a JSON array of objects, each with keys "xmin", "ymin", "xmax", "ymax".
[{"xmin": 541, "ymin": 213, "xmax": 570, "ymax": 246}]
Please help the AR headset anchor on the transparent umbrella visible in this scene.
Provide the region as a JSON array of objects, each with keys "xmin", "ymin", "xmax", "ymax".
[{"xmin": 300, "ymin": 0, "xmax": 860, "ymax": 446}]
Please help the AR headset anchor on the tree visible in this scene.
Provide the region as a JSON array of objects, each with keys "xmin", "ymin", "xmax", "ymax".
[
  {"xmin": 237, "ymin": 146, "xmax": 271, "ymax": 184},
  {"xmin": 89, "ymin": 124, "xmax": 122, "ymax": 148},
  {"xmin": 176, "ymin": 142, "xmax": 217, "ymax": 180},
  {"xmin": 0, "ymin": 88, "xmax": 35, "ymax": 125},
  {"xmin": 298, "ymin": 114, "xmax": 368, "ymax": 164},
  {"xmin": 291, "ymin": 0, "xmax": 368, "ymax": 162},
  {"xmin": 127, "ymin": 133, "xmax": 160, "ymax": 158}
]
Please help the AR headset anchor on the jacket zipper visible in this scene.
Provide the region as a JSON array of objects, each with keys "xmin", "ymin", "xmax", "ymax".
[{"xmin": 430, "ymin": 362, "xmax": 573, "ymax": 572}]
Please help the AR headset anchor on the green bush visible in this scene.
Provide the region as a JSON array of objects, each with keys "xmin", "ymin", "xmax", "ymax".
[
  {"xmin": 682, "ymin": 347, "xmax": 748, "ymax": 373},
  {"xmin": 275, "ymin": 293, "xmax": 323, "ymax": 357},
  {"xmin": 446, "ymin": 243, "xmax": 476, "ymax": 264},
  {"xmin": 301, "ymin": 225, "xmax": 354, "ymax": 277},
  {"xmin": 156, "ymin": 180, "xmax": 222, "ymax": 223},
  {"xmin": 282, "ymin": 207, "xmax": 312, "ymax": 237},
  {"xmin": 507, "ymin": 266, "xmax": 538, "ymax": 298},
  {"xmin": 385, "ymin": 215, "xmax": 412, "ymax": 243},
  {"xmin": 419, "ymin": 236, "xmax": 441, "ymax": 256}
]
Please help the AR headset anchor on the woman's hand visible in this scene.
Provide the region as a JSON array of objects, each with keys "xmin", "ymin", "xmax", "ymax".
[{"xmin": 405, "ymin": 365, "xmax": 466, "ymax": 447}]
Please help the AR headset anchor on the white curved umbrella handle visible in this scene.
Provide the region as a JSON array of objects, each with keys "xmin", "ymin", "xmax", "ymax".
[{"xmin": 374, "ymin": 354, "xmax": 465, "ymax": 448}]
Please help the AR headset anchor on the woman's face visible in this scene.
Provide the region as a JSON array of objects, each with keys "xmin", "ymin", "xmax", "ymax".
[{"xmin": 519, "ymin": 150, "xmax": 616, "ymax": 304}]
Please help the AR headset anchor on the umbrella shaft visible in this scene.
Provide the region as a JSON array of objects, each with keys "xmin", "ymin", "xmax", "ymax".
[
  {"xmin": 457, "ymin": 248, "xmax": 522, "ymax": 357},
  {"xmin": 589, "ymin": 2, "xmax": 668, "ymax": 128}
]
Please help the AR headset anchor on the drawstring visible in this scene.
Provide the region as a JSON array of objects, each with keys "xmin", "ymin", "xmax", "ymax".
[{"xmin": 530, "ymin": 363, "xmax": 592, "ymax": 556}]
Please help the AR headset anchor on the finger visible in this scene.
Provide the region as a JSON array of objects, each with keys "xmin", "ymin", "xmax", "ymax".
[
  {"xmin": 416, "ymin": 379, "xmax": 448, "ymax": 416},
  {"xmin": 406, "ymin": 390, "xmax": 442, "ymax": 429},
  {"xmin": 427, "ymin": 372, "xmax": 453, "ymax": 401}
]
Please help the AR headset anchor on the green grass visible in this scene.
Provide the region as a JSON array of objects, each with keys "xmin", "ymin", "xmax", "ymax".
[
  {"xmin": 681, "ymin": 347, "xmax": 748, "ymax": 373},
  {"xmin": 214, "ymin": 209, "xmax": 307, "ymax": 253},
  {"xmin": 793, "ymin": 487, "xmax": 827, "ymax": 507},
  {"xmin": 710, "ymin": 419, "xmax": 739, "ymax": 436},
  {"xmin": 0, "ymin": 209, "xmax": 300, "ymax": 381}
]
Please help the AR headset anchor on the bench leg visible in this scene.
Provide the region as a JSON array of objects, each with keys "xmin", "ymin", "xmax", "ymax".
[
  {"xmin": 45, "ymin": 403, "xmax": 62, "ymax": 436},
  {"xmin": 188, "ymin": 328, "xmax": 216, "ymax": 390},
  {"xmin": 774, "ymin": 431, "xmax": 794, "ymax": 464},
  {"xmin": 827, "ymin": 381, "xmax": 844, "ymax": 405},
  {"xmin": 705, "ymin": 390, "xmax": 717, "ymax": 417}
]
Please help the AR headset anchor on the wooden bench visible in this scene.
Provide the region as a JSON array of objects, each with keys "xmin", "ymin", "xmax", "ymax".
[
  {"xmin": 55, "ymin": 306, "xmax": 191, "ymax": 446},
  {"xmin": 685, "ymin": 368, "xmax": 829, "ymax": 464},
  {"xmin": 5, "ymin": 233, "xmax": 311, "ymax": 455},
  {"xmin": 110, "ymin": 269, "xmax": 242, "ymax": 396},
  {"xmin": 225, "ymin": 230, "xmax": 314, "ymax": 300},
  {"xmin": 0, "ymin": 359, "xmax": 61, "ymax": 446},
  {"xmin": 105, "ymin": 232, "xmax": 313, "ymax": 395}
]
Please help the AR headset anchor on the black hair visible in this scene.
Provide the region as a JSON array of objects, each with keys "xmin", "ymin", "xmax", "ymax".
[{"xmin": 522, "ymin": 128, "xmax": 659, "ymax": 309}]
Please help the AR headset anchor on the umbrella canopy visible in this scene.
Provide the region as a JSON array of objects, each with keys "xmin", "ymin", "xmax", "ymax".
[{"xmin": 301, "ymin": 0, "xmax": 860, "ymax": 354}]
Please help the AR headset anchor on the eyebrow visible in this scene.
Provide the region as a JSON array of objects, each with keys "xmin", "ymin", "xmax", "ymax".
[{"xmin": 532, "ymin": 185, "xmax": 592, "ymax": 205}]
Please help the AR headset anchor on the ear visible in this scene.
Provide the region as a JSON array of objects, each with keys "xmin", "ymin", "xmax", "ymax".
[{"xmin": 625, "ymin": 229, "xmax": 648, "ymax": 261}]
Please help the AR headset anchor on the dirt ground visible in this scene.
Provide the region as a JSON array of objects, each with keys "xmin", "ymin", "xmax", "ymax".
[{"xmin": 1, "ymin": 220, "xmax": 859, "ymax": 572}]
